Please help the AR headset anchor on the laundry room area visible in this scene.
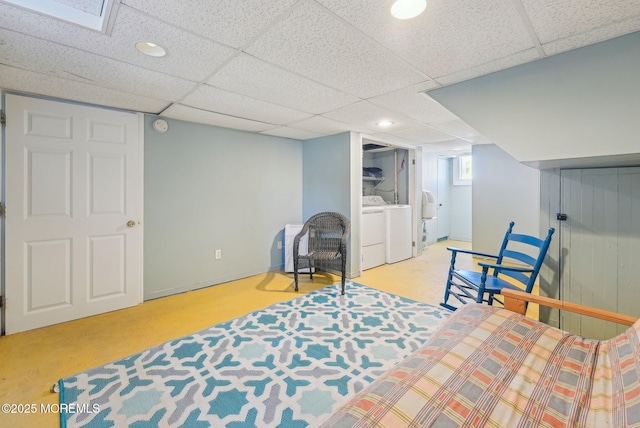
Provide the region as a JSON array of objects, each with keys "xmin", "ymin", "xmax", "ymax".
[
  {"xmin": 361, "ymin": 140, "xmax": 413, "ymax": 270},
  {"xmin": 420, "ymin": 152, "xmax": 473, "ymax": 249}
]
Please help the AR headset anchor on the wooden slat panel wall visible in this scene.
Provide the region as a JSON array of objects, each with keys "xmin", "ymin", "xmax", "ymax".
[{"xmin": 559, "ymin": 167, "xmax": 640, "ymax": 339}]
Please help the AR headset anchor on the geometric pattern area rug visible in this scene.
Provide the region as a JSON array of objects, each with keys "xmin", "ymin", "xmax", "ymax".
[{"xmin": 59, "ymin": 282, "xmax": 451, "ymax": 427}]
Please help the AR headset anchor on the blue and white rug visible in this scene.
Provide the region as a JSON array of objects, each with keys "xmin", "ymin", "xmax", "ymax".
[{"xmin": 59, "ymin": 282, "xmax": 451, "ymax": 427}]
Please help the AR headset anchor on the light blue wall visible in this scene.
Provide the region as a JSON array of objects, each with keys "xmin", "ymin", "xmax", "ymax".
[
  {"xmin": 429, "ymin": 32, "xmax": 640, "ymax": 167},
  {"xmin": 450, "ymin": 175, "xmax": 472, "ymax": 241},
  {"xmin": 472, "ymin": 144, "xmax": 540, "ymax": 254},
  {"xmin": 144, "ymin": 116, "xmax": 303, "ymax": 299},
  {"xmin": 302, "ymin": 133, "xmax": 352, "ymax": 219},
  {"xmin": 302, "ymin": 132, "xmax": 358, "ymax": 276}
]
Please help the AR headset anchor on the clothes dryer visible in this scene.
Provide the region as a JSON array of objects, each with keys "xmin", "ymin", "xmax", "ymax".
[
  {"xmin": 385, "ymin": 204, "xmax": 412, "ymax": 263},
  {"xmin": 362, "ymin": 196, "xmax": 412, "ymax": 264}
]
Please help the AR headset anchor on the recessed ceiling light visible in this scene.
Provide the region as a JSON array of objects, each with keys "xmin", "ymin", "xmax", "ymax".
[
  {"xmin": 452, "ymin": 148, "xmax": 462, "ymax": 151},
  {"xmin": 135, "ymin": 41, "xmax": 166, "ymax": 57},
  {"xmin": 391, "ymin": 0, "xmax": 427, "ymax": 20},
  {"xmin": 376, "ymin": 120, "xmax": 395, "ymax": 128}
]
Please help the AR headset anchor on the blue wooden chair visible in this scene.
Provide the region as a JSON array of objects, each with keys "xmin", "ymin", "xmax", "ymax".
[{"xmin": 440, "ymin": 222, "xmax": 555, "ymax": 311}]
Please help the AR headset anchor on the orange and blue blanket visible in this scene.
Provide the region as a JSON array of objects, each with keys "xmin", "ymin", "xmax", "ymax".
[{"xmin": 322, "ymin": 304, "xmax": 640, "ymax": 427}]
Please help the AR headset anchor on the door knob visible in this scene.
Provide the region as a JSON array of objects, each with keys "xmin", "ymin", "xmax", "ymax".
[{"xmin": 127, "ymin": 220, "xmax": 136, "ymax": 228}]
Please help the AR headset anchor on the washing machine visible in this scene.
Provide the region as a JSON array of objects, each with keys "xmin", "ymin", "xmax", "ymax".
[
  {"xmin": 362, "ymin": 196, "xmax": 412, "ymax": 264},
  {"xmin": 362, "ymin": 206, "xmax": 385, "ymax": 269}
]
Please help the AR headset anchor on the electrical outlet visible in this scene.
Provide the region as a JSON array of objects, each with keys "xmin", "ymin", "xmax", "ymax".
[
  {"xmin": 277, "ymin": 241, "xmax": 282, "ymax": 250},
  {"xmin": 215, "ymin": 249, "xmax": 222, "ymax": 260}
]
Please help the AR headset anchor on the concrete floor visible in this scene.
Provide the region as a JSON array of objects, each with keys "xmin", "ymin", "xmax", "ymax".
[{"xmin": 0, "ymin": 240, "xmax": 498, "ymax": 427}]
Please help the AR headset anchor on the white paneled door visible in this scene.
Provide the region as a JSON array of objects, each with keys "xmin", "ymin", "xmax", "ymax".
[
  {"xmin": 4, "ymin": 94, "xmax": 143, "ymax": 334},
  {"xmin": 436, "ymin": 158, "xmax": 450, "ymax": 240}
]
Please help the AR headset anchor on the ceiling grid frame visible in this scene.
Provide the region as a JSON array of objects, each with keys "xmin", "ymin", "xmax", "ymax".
[{"xmin": 0, "ymin": 0, "xmax": 639, "ymax": 150}]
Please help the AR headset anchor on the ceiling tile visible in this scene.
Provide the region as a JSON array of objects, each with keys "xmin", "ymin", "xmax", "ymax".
[
  {"xmin": 245, "ymin": 1, "xmax": 426, "ymax": 99},
  {"xmin": 317, "ymin": 0, "xmax": 536, "ymax": 78},
  {"xmin": 521, "ymin": 0, "xmax": 640, "ymax": 44},
  {"xmin": 419, "ymin": 139, "xmax": 471, "ymax": 153},
  {"xmin": 288, "ymin": 115, "xmax": 372, "ymax": 135},
  {"xmin": 207, "ymin": 54, "xmax": 360, "ymax": 114},
  {"xmin": 430, "ymin": 119, "xmax": 480, "ymax": 141},
  {"xmin": 387, "ymin": 125, "xmax": 459, "ymax": 144},
  {"xmin": 122, "ymin": 0, "xmax": 298, "ymax": 48},
  {"xmin": 321, "ymin": 101, "xmax": 423, "ymax": 133},
  {"xmin": 181, "ymin": 85, "xmax": 313, "ymax": 126},
  {"xmin": 0, "ymin": 28, "xmax": 197, "ymax": 101},
  {"xmin": 541, "ymin": 17, "xmax": 640, "ymax": 56},
  {"xmin": 367, "ymin": 82, "xmax": 457, "ymax": 124},
  {"xmin": 472, "ymin": 135, "xmax": 494, "ymax": 145},
  {"xmin": 162, "ymin": 104, "xmax": 276, "ymax": 132},
  {"xmin": 0, "ymin": 64, "xmax": 169, "ymax": 113},
  {"xmin": 259, "ymin": 126, "xmax": 324, "ymax": 140},
  {"xmin": 0, "ymin": 4, "xmax": 235, "ymax": 82},
  {"xmin": 434, "ymin": 48, "xmax": 541, "ymax": 87}
]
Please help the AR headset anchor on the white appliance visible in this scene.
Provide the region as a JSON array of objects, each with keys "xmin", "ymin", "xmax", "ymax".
[
  {"xmin": 422, "ymin": 190, "xmax": 437, "ymax": 219},
  {"xmin": 385, "ymin": 205, "xmax": 412, "ymax": 263},
  {"xmin": 362, "ymin": 195, "xmax": 386, "ymax": 207},
  {"xmin": 362, "ymin": 207, "xmax": 385, "ymax": 270},
  {"xmin": 284, "ymin": 224, "xmax": 311, "ymax": 273},
  {"xmin": 362, "ymin": 196, "xmax": 412, "ymax": 264}
]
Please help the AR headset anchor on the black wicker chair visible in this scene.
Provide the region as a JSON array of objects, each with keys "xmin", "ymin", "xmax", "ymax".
[{"xmin": 293, "ymin": 212, "xmax": 350, "ymax": 295}]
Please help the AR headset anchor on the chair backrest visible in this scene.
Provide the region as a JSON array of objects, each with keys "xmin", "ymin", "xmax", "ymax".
[
  {"xmin": 302, "ymin": 212, "xmax": 350, "ymax": 253},
  {"xmin": 493, "ymin": 221, "xmax": 555, "ymax": 293}
]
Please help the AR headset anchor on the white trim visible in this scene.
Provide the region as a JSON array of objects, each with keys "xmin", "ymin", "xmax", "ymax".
[
  {"xmin": 0, "ymin": 91, "xmax": 5, "ymax": 334},
  {"xmin": 350, "ymin": 132, "xmax": 363, "ymax": 277},
  {"xmin": 137, "ymin": 113, "xmax": 145, "ymax": 303}
]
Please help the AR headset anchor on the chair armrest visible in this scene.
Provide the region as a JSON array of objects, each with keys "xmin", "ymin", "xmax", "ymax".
[
  {"xmin": 293, "ymin": 226, "xmax": 309, "ymax": 242},
  {"xmin": 446, "ymin": 247, "xmax": 499, "ymax": 259},
  {"xmin": 341, "ymin": 223, "xmax": 351, "ymax": 248},
  {"xmin": 293, "ymin": 226, "xmax": 309, "ymax": 256},
  {"xmin": 501, "ymin": 289, "xmax": 638, "ymax": 326},
  {"xmin": 477, "ymin": 262, "xmax": 534, "ymax": 273}
]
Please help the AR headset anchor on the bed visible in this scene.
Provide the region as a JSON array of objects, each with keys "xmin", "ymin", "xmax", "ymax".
[{"xmin": 320, "ymin": 289, "xmax": 640, "ymax": 427}]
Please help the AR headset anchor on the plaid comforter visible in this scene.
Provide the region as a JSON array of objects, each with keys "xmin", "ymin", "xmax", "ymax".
[{"xmin": 321, "ymin": 304, "xmax": 640, "ymax": 427}]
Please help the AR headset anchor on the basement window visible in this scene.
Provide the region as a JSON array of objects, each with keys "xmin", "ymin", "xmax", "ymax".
[
  {"xmin": 4, "ymin": 0, "xmax": 120, "ymax": 33},
  {"xmin": 453, "ymin": 154, "xmax": 472, "ymax": 186}
]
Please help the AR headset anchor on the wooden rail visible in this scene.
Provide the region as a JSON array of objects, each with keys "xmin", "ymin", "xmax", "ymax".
[{"xmin": 501, "ymin": 288, "xmax": 638, "ymax": 327}]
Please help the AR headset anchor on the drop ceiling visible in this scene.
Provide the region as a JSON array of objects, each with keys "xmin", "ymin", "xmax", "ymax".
[{"xmin": 1, "ymin": 0, "xmax": 639, "ymax": 153}]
